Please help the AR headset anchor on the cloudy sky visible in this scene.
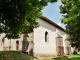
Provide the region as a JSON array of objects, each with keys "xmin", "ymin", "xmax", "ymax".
[{"xmin": 42, "ymin": 0, "xmax": 65, "ymax": 28}]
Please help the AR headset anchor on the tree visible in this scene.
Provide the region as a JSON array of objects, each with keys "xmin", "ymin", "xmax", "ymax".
[
  {"xmin": 60, "ymin": 0, "xmax": 80, "ymax": 48},
  {"xmin": 0, "ymin": 0, "xmax": 57, "ymax": 39}
]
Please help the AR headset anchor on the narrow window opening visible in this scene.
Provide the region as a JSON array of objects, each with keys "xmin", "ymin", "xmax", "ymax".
[{"xmin": 45, "ymin": 31, "xmax": 48, "ymax": 42}]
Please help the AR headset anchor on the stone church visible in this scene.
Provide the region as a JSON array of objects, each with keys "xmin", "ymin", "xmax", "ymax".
[{"xmin": 0, "ymin": 17, "xmax": 71, "ymax": 58}]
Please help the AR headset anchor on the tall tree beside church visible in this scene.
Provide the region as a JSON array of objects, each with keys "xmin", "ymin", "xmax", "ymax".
[
  {"xmin": 60, "ymin": 0, "xmax": 80, "ymax": 48},
  {"xmin": 0, "ymin": 0, "xmax": 57, "ymax": 39}
]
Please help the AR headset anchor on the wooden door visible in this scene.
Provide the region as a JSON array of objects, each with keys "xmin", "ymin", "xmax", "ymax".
[{"xmin": 16, "ymin": 40, "xmax": 19, "ymax": 50}]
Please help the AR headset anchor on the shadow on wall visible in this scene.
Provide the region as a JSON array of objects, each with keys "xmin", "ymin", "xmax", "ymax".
[
  {"xmin": 22, "ymin": 38, "xmax": 33, "ymax": 56},
  {"xmin": 22, "ymin": 39, "xmax": 29, "ymax": 54}
]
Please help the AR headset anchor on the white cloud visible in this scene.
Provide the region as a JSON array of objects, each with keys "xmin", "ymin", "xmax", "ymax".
[
  {"xmin": 58, "ymin": 22, "xmax": 66, "ymax": 29},
  {"xmin": 58, "ymin": 22, "xmax": 61, "ymax": 26}
]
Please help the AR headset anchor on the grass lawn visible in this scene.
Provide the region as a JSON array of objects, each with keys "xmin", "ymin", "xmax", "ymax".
[
  {"xmin": 0, "ymin": 51, "xmax": 80, "ymax": 60},
  {"xmin": 69, "ymin": 54, "xmax": 80, "ymax": 58},
  {"xmin": 35, "ymin": 54, "xmax": 80, "ymax": 60},
  {"xmin": 0, "ymin": 50, "xmax": 33, "ymax": 60},
  {"xmin": 53, "ymin": 56, "xmax": 80, "ymax": 60}
]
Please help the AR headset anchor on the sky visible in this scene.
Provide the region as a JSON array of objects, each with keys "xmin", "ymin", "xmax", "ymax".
[{"xmin": 42, "ymin": 0, "xmax": 65, "ymax": 28}]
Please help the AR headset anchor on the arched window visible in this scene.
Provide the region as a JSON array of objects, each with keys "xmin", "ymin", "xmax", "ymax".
[
  {"xmin": 45, "ymin": 31, "xmax": 48, "ymax": 42},
  {"xmin": 16, "ymin": 40, "xmax": 19, "ymax": 44}
]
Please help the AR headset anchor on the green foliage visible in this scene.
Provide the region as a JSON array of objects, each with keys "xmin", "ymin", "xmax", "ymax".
[
  {"xmin": 60, "ymin": 0, "xmax": 80, "ymax": 47},
  {"xmin": 0, "ymin": 0, "xmax": 57, "ymax": 39}
]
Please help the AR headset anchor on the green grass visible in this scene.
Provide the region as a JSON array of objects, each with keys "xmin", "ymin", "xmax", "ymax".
[
  {"xmin": 35, "ymin": 54, "xmax": 80, "ymax": 60},
  {"xmin": 51, "ymin": 54, "xmax": 80, "ymax": 60},
  {"xmin": 53, "ymin": 57, "xmax": 80, "ymax": 60},
  {"xmin": 69, "ymin": 54, "xmax": 80, "ymax": 58},
  {"xmin": 0, "ymin": 51, "xmax": 80, "ymax": 60},
  {"xmin": 0, "ymin": 50, "xmax": 33, "ymax": 60}
]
